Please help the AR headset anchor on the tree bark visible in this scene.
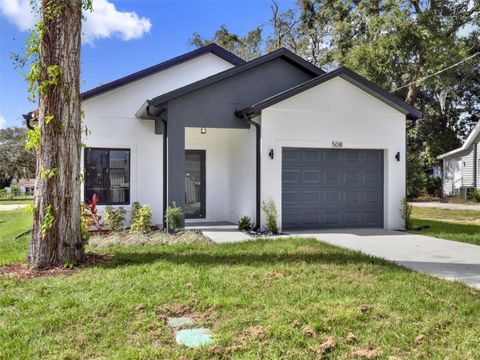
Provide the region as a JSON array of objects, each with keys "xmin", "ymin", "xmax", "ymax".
[{"xmin": 29, "ymin": 0, "xmax": 84, "ymax": 268}]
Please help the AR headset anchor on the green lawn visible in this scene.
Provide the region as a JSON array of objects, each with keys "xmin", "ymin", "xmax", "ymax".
[
  {"xmin": 0, "ymin": 196, "xmax": 34, "ymax": 205},
  {"xmin": 412, "ymin": 206, "xmax": 480, "ymax": 223},
  {"xmin": 1, "ymin": 210, "xmax": 480, "ymax": 358},
  {"xmin": 0, "ymin": 209, "xmax": 31, "ymax": 265},
  {"xmin": 412, "ymin": 207, "xmax": 480, "ymax": 246}
]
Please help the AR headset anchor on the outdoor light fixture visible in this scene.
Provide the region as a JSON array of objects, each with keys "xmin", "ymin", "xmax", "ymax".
[
  {"xmin": 269, "ymin": 149, "xmax": 274, "ymax": 159},
  {"xmin": 395, "ymin": 152, "xmax": 400, "ymax": 162},
  {"xmin": 201, "ymin": 128, "xmax": 207, "ymax": 134}
]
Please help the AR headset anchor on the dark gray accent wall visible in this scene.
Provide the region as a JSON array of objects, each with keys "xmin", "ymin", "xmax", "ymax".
[
  {"xmin": 164, "ymin": 57, "xmax": 317, "ymax": 213},
  {"xmin": 168, "ymin": 58, "xmax": 314, "ymax": 129},
  {"xmin": 167, "ymin": 117, "xmax": 186, "ymax": 211}
]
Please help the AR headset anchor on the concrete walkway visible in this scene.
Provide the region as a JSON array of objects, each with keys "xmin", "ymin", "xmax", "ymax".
[
  {"xmin": 410, "ymin": 201, "xmax": 480, "ymax": 211},
  {"xmin": 186, "ymin": 222, "xmax": 252, "ymax": 243},
  {"xmin": 291, "ymin": 229, "xmax": 480, "ymax": 289}
]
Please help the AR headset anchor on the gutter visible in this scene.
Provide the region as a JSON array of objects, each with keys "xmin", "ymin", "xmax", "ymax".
[
  {"xmin": 146, "ymin": 104, "xmax": 168, "ymax": 229},
  {"xmin": 405, "ymin": 117, "xmax": 418, "ymax": 200},
  {"xmin": 239, "ymin": 111, "xmax": 261, "ymax": 230}
]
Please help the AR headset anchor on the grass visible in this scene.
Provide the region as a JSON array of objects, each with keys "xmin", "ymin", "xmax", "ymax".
[
  {"xmin": 412, "ymin": 207, "xmax": 480, "ymax": 224},
  {"xmin": 412, "ymin": 207, "xmax": 480, "ymax": 246},
  {"xmin": 0, "ymin": 209, "xmax": 31, "ymax": 265},
  {"xmin": 1, "ymin": 210, "xmax": 480, "ymax": 358},
  {"xmin": 0, "ymin": 197, "xmax": 34, "ymax": 205}
]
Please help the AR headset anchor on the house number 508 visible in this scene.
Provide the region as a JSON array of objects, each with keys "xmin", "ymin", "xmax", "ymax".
[{"xmin": 331, "ymin": 141, "xmax": 343, "ymax": 148}]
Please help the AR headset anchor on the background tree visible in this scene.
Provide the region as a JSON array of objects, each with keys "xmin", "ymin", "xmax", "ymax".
[
  {"xmin": 0, "ymin": 127, "xmax": 36, "ymax": 188},
  {"xmin": 190, "ymin": 25, "xmax": 263, "ymax": 60},
  {"xmin": 24, "ymin": 0, "xmax": 92, "ymax": 268},
  {"xmin": 318, "ymin": 0, "xmax": 480, "ymax": 166},
  {"xmin": 266, "ymin": 0, "xmax": 301, "ymax": 53},
  {"xmin": 190, "ymin": 0, "xmax": 480, "ymax": 197}
]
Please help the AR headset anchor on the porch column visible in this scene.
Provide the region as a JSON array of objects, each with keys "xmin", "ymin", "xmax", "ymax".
[{"xmin": 167, "ymin": 117, "xmax": 185, "ymax": 212}]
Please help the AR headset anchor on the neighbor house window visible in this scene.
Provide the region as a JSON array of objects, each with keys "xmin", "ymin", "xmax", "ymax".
[{"xmin": 84, "ymin": 148, "xmax": 130, "ymax": 205}]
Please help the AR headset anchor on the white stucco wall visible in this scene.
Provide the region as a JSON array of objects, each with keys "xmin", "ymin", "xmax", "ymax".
[
  {"xmin": 185, "ymin": 127, "xmax": 256, "ymax": 223},
  {"xmin": 227, "ymin": 128, "xmax": 257, "ymax": 223},
  {"xmin": 81, "ymin": 53, "xmax": 235, "ymax": 224},
  {"xmin": 261, "ymin": 77, "xmax": 406, "ymax": 231}
]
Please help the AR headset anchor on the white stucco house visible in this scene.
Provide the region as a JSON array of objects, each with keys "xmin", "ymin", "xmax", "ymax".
[
  {"xmin": 438, "ymin": 121, "xmax": 480, "ymax": 197},
  {"xmin": 28, "ymin": 44, "xmax": 422, "ymax": 231}
]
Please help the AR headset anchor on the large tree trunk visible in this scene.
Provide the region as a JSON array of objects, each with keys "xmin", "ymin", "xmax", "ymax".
[
  {"xmin": 29, "ymin": 0, "xmax": 84, "ymax": 268},
  {"xmin": 405, "ymin": 56, "xmax": 426, "ymax": 106}
]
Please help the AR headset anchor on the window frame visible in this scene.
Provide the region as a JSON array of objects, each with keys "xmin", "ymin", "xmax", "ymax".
[{"xmin": 84, "ymin": 147, "xmax": 131, "ymax": 206}]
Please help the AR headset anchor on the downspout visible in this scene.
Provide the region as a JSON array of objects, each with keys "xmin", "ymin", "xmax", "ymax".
[
  {"xmin": 405, "ymin": 117, "xmax": 418, "ymax": 201},
  {"xmin": 146, "ymin": 104, "xmax": 168, "ymax": 229},
  {"xmin": 242, "ymin": 113, "xmax": 261, "ymax": 231},
  {"xmin": 473, "ymin": 143, "xmax": 477, "ymax": 189}
]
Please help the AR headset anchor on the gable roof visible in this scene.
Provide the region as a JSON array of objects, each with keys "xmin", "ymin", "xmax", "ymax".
[
  {"xmin": 81, "ymin": 43, "xmax": 245, "ymax": 101},
  {"xmin": 438, "ymin": 122, "xmax": 480, "ymax": 159},
  {"xmin": 141, "ymin": 48, "xmax": 325, "ymax": 113},
  {"xmin": 236, "ymin": 67, "xmax": 424, "ymax": 120}
]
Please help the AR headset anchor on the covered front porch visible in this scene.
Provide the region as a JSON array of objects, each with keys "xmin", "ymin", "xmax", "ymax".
[{"xmin": 183, "ymin": 127, "xmax": 256, "ymax": 224}]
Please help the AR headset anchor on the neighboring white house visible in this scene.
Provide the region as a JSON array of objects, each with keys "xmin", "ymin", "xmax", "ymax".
[
  {"xmin": 438, "ymin": 122, "xmax": 480, "ymax": 196},
  {"xmin": 26, "ymin": 44, "xmax": 422, "ymax": 231},
  {"xmin": 8, "ymin": 179, "xmax": 35, "ymax": 195}
]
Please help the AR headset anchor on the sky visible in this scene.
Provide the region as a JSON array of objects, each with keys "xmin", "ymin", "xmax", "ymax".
[{"xmin": 0, "ymin": 0, "xmax": 296, "ymax": 129}]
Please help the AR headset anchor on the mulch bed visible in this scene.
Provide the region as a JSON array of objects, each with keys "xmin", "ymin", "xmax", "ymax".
[{"xmin": 0, "ymin": 253, "xmax": 113, "ymax": 280}]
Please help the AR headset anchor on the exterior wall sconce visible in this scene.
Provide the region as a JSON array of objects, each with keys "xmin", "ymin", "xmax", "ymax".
[
  {"xmin": 395, "ymin": 152, "xmax": 400, "ymax": 162},
  {"xmin": 269, "ymin": 149, "xmax": 274, "ymax": 159},
  {"xmin": 200, "ymin": 128, "xmax": 207, "ymax": 134}
]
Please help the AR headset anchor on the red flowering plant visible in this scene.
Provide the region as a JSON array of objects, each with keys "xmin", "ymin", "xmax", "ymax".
[{"xmin": 83, "ymin": 194, "xmax": 104, "ymax": 234}]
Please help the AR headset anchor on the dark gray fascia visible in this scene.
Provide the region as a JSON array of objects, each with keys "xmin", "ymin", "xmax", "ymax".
[
  {"xmin": 142, "ymin": 48, "xmax": 325, "ymax": 113},
  {"xmin": 237, "ymin": 67, "xmax": 424, "ymax": 120},
  {"xmin": 81, "ymin": 44, "xmax": 245, "ymax": 101}
]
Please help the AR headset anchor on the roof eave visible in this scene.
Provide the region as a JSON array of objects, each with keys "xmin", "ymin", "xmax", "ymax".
[
  {"xmin": 81, "ymin": 44, "xmax": 245, "ymax": 102},
  {"xmin": 438, "ymin": 121, "xmax": 480, "ymax": 159},
  {"xmin": 147, "ymin": 48, "xmax": 325, "ymax": 108},
  {"xmin": 438, "ymin": 150, "xmax": 463, "ymax": 160},
  {"xmin": 236, "ymin": 67, "xmax": 424, "ymax": 120}
]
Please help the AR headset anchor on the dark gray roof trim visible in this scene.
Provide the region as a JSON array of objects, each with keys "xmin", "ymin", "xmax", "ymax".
[
  {"xmin": 81, "ymin": 44, "xmax": 245, "ymax": 101},
  {"xmin": 145, "ymin": 48, "xmax": 325, "ymax": 109},
  {"xmin": 237, "ymin": 67, "xmax": 424, "ymax": 120}
]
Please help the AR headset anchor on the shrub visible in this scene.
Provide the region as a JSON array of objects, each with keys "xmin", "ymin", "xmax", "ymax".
[
  {"xmin": 400, "ymin": 197, "xmax": 413, "ymax": 230},
  {"xmin": 104, "ymin": 206, "xmax": 126, "ymax": 231},
  {"xmin": 131, "ymin": 201, "xmax": 141, "ymax": 223},
  {"xmin": 262, "ymin": 198, "xmax": 279, "ymax": 234},
  {"xmin": 425, "ymin": 176, "xmax": 442, "ymax": 197},
  {"xmin": 130, "ymin": 205, "xmax": 152, "ymax": 234},
  {"xmin": 80, "ymin": 203, "xmax": 91, "ymax": 245},
  {"xmin": 238, "ymin": 215, "xmax": 253, "ymax": 231},
  {"xmin": 165, "ymin": 202, "xmax": 183, "ymax": 233},
  {"xmin": 407, "ymin": 154, "xmax": 427, "ymax": 199},
  {"xmin": 10, "ymin": 184, "xmax": 20, "ymax": 196},
  {"xmin": 467, "ymin": 188, "xmax": 480, "ymax": 202}
]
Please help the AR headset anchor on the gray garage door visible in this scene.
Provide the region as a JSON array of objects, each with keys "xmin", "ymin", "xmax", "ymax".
[{"xmin": 282, "ymin": 148, "xmax": 384, "ymax": 229}]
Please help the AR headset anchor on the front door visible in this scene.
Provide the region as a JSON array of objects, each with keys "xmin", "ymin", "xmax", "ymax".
[{"xmin": 185, "ymin": 150, "xmax": 206, "ymax": 219}]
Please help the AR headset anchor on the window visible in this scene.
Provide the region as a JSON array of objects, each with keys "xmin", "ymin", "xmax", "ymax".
[{"xmin": 84, "ymin": 148, "xmax": 130, "ymax": 205}]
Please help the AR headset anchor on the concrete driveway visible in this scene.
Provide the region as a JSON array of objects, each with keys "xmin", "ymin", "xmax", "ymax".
[{"xmin": 290, "ymin": 229, "xmax": 480, "ymax": 289}]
